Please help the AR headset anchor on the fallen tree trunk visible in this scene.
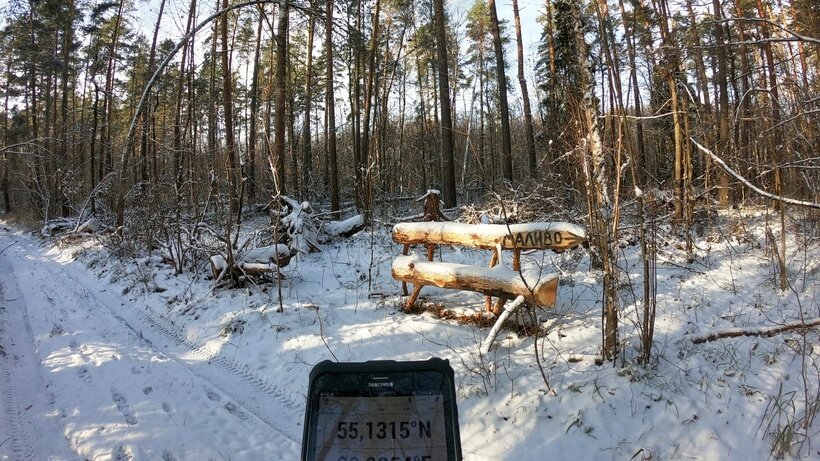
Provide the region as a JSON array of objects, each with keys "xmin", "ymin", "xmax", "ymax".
[
  {"xmin": 76, "ymin": 218, "xmax": 101, "ymax": 234},
  {"xmin": 392, "ymin": 222, "xmax": 586, "ymax": 252},
  {"xmin": 691, "ymin": 318, "xmax": 820, "ymax": 344},
  {"xmin": 210, "ymin": 244, "xmax": 292, "ymax": 278},
  {"xmin": 321, "ymin": 214, "xmax": 365, "ymax": 239},
  {"xmin": 392, "ymin": 254, "xmax": 558, "ymax": 308}
]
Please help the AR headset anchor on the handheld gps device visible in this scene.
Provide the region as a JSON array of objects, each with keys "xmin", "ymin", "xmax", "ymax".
[{"xmin": 301, "ymin": 358, "xmax": 462, "ymax": 461}]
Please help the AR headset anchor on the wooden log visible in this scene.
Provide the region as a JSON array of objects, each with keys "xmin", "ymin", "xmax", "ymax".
[
  {"xmin": 241, "ymin": 245, "xmax": 292, "ymax": 266},
  {"xmin": 321, "ymin": 214, "xmax": 365, "ymax": 238},
  {"xmin": 392, "ymin": 254, "xmax": 559, "ymax": 308},
  {"xmin": 392, "ymin": 221, "xmax": 586, "ymax": 252},
  {"xmin": 77, "ymin": 217, "xmax": 101, "ymax": 234},
  {"xmin": 210, "ymin": 244, "xmax": 292, "ymax": 279}
]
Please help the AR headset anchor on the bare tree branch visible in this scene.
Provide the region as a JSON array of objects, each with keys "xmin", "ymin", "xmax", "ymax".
[
  {"xmin": 692, "ymin": 318, "xmax": 820, "ymax": 344},
  {"xmin": 690, "ymin": 138, "xmax": 820, "ymax": 210},
  {"xmin": 718, "ymin": 17, "xmax": 820, "ymax": 45}
]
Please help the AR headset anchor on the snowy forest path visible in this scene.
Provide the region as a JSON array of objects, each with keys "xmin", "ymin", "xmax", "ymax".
[
  {"xmin": 0, "ymin": 228, "xmax": 301, "ymax": 460},
  {"xmin": 0, "ymin": 239, "xmax": 78, "ymax": 460}
]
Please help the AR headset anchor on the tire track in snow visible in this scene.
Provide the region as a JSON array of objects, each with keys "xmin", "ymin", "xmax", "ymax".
[
  {"xmin": 0, "ymin": 261, "xmax": 76, "ymax": 461},
  {"xmin": 0, "ymin": 294, "xmax": 37, "ymax": 461},
  {"xmin": 0, "ymin": 366, "xmax": 36, "ymax": 461},
  {"xmin": 93, "ymin": 283, "xmax": 302, "ymax": 440},
  {"xmin": 16, "ymin": 238, "xmax": 301, "ymax": 442}
]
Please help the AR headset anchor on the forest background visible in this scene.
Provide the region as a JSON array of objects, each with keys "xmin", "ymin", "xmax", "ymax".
[
  {"xmin": 0, "ymin": 0, "xmax": 818, "ymax": 393},
  {"xmin": 0, "ymin": 0, "xmax": 818, "ymax": 457}
]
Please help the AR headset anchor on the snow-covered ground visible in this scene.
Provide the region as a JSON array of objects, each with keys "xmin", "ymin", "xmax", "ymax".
[{"xmin": 0, "ymin": 207, "xmax": 818, "ymax": 460}]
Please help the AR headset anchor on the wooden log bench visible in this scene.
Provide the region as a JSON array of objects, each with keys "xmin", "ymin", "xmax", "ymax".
[{"xmin": 391, "ymin": 221, "xmax": 586, "ymax": 314}]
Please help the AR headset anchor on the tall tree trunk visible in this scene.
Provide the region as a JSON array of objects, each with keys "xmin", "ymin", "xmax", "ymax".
[
  {"xmin": 350, "ymin": 3, "xmax": 363, "ymax": 210},
  {"xmin": 488, "ymin": 0, "xmax": 513, "ymax": 181},
  {"xmin": 733, "ymin": 0, "xmax": 751, "ymax": 179},
  {"xmin": 108, "ymin": 0, "xmax": 129, "ymax": 228},
  {"xmin": 301, "ymin": 8, "xmax": 315, "ymax": 198},
  {"xmin": 376, "ymin": 18, "xmax": 396, "ymax": 192},
  {"xmin": 173, "ymin": 0, "xmax": 196, "ymax": 203},
  {"xmin": 1, "ymin": 157, "xmax": 8, "ymax": 213},
  {"xmin": 89, "ymin": 80, "xmax": 99, "ymax": 197},
  {"xmin": 543, "ymin": 0, "xmax": 557, "ymax": 150},
  {"xmin": 617, "ymin": 0, "xmax": 647, "ymax": 184},
  {"xmin": 247, "ymin": 7, "xmax": 263, "ymax": 204},
  {"xmin": 756, "ymin": 0, "xmax": 782, "ymax": 179},
  {"xmin": 24, "ymin": 2, "xmax": 44, "ymax": 216},
  {"xmin": 105, "ymin": 0, "xmax": 125, "ymax": 178},
  {"xmin": 207, "ymin": 9, "xmax": 218, "ymax": 185},
  {"xmin": 654, "ymin": 0, "xmax": 686, "ymax": 225},
  {"xmin": 58, "ymin": 0, "xmax": 76, "ymax": 217},
  {"xmin": 221, "ymin": 0, "xmax": 239, "ymax": 217},
  {"xmin": 712, "ymin": 0, "xmax": 732, "ymax": 207},
  {"xmin": 573, "ymin": 0, "xmax": 617, "ymax": 361},
  {"xmin": 288, "ymin": 59, "xmax": 298, "ymax": 194},
  {"xmin": 478, "ymin": 46, "xmax": 486, "ymax": 180},
  {"xmin": 359, "ymin": 0, "xmax": 381, "ymax": 220},
  {"xmin": 397, "ymin": 42, "xmax": 409, "ymax": 192},
  {"xmin": 512, "ymin": 0, "xmax": 538, "ymax": 179},
  {"xmin": 264, "ymin": 26, "xmax": 274, "ymax": 197},
  {"xmin": 325, "ymin": 0, "xmax": 339, "ymax": 212},
  {"xmin": 167, "ymin": 0, "xmax": 197, "ymax": 274},
  {"xmin": 77, "ymin": 61, "xmax": 88, "ymax": 196},
  {"xmin": 596, "ymin": 0, "xmax": 656, "ymax": 363},
  {"xmin": 415, "ymin": 47, "xmax": 429, "ymax": 191},
  {"xmin": 141, "ymin": 0, "xmax": 166, "ymax": 184},
  {"xmin": 186, "ymin": 34, "xmax": 198, "ymax": 212},
  {"xmin": 2, "ymin": 63, "xmax": 10, "ymax": 213},
  {"xmin": 44, "ymin": 45, "xmax": 54, "ymax": 217},
  {"xmin": 433, "ymin": 0, "xmax": 456, "ymax": 207},
  {"xmin": 273, "ymin": 0, "xmax": 289, "ymax": 195},
  {"xmin": 683, "ymin": 0, "xmax": 711, "ymax": 185}
]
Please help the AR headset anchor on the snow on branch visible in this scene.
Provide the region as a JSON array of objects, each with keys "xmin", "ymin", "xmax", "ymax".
[
  {"xmin": 691, "ymin": 318, "xmax": 820, "ymax": 344},
  {"xmin": 690, "ymin": 138, "xmax": 820, "ymax": 210}
]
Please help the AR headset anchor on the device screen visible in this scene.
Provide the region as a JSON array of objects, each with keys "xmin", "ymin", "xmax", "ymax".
[
  {"xmin": 302, "ymin": 359, "xmax": 461, "ymax": 461},
  {"xmin": 314, "ymin": 393, "xmax": 447, "ymax": 461}
]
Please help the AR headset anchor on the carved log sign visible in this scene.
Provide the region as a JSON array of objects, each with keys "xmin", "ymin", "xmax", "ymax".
[
  {"xmin": 501, "ymin": 227, "xmax": 582, "ymax": 251},
  {"xmin": 392, "ymin": 222, "xmax": 586, "ymax": 252}
]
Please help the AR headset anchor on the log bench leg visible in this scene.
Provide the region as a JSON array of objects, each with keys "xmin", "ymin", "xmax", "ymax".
[
  {"xmin": 403, "ymin": 244, "xmax": 435, "ymax": 312},
  {"xmin": 405, "ymin": 285, "xmax": 424, "ymax": 313},
  {"xmin": 492, "ymin": 297, "xmax": 508, "ymax": 317},
  {"xmin": 486, "ymin": 250, "xmax": 499, "ymax": 313},
  {"xmin": 401, "ymin": 244, "xmax": 410, "ymax": 296}
]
